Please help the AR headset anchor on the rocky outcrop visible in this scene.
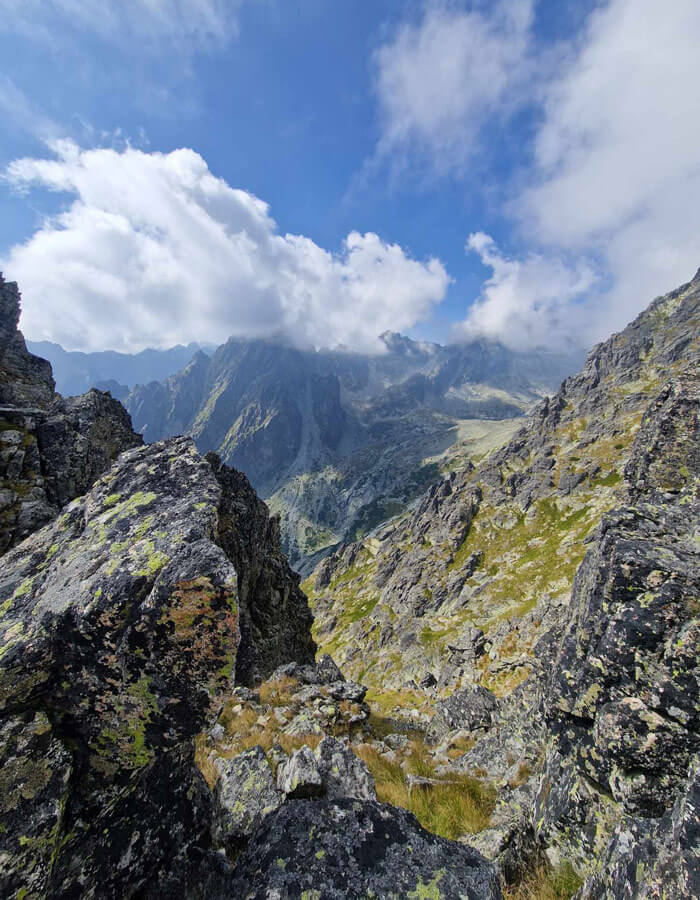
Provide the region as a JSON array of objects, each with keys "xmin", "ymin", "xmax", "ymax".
[
  {"xmin": 0, "ymin": 439, "xmax": 236, "ymax": 897},
  {"xmin": 207, "ymin": 454, "xmax": 316, "ymax": 684},
  {"xmin": 536, "ymin": 371, "xmax": 699, "ymax": 892},
  {"xmin": 228, "ymin": 799, "xmax": 502, "ymax": 899},
  {"xmin": 0, "ymin": 436, "xmax": 317, "ymax": 898},
  {"xmin": 426, "ymin": 685, "xmax": 498, "ymax": 744},
  {"xmin": 0, "ymin": 276, "xmax": 54, "ymax": 409},
  {"xmin": 0, "ymin": 275, "xmax": 142, "ymax": 553}
]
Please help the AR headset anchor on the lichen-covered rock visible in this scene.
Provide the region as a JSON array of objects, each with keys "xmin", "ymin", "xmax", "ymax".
[
  {"xmin": 314, "ymin": 737, "xmax": 376, "ymax": 800},
  {"xmin": 426, "ymin": 685, "xmax": 498, "ymax": 744},
  {"xmin": 229, "ymin": 799, "xmax": 502, "ymax": 899},
  {"xmin": 577, "ymin": 754, "xmax": 700, "ymax": 899},
  {"xmin": 0, "ymin": 275, "xmax": 54, "ymax": 409},
  {"xmin": 0, "ymin": 711, "xmax": 73, "ymax": 898},
  {"xmin": 38, "ymin": 388, "xmax": 143, "ymax": 507},
  {"xmin": 537, "ymin": 371, "xmax": 699, "ymax": 883},
  {"xmin": 0, "ymin": 437, "xmax": 240, "ymax": 897},
  {"xmin": 213, "ymin": 747, "xmax": 284, "ymax": 848},
  {"xmin": 206, "ymin": 454, "xmax": 316, "ymax": 684},
  {"xmin": 278, "ymin": 745, "xmax": 324, "ymax": 799},
  {"xmin": 0, "ymin": 434, "xmax": 315, "ymax": 898}
]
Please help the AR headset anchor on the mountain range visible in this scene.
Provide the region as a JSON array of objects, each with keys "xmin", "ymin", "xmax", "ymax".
[{"xmin": 35, "ymin": 332, "xmax": 581, "ymax": 568}]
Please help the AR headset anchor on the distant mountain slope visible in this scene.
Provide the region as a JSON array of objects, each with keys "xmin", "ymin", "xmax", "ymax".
[
  {"xmin": 27, "ymin": 340, "xmax": 209, "ymax": 396},
  {"xmin": 123, "ymin": 334, "xmax": 580, "ymax": 567}
]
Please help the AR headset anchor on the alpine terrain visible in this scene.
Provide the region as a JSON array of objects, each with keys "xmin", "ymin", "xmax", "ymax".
[
  {"xmin": 38, "ymin": 333, "xmax": 579, "ymax": 570},
  {"xmin": 0, "ymin": 267, "xmax": 697, "ymax": 899}
]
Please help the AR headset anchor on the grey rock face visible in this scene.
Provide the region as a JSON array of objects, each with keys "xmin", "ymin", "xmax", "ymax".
[
  {"xmin": 536, "ymin": 371, "xmax": 700, "ymax": 877},
  {"xmin": 426, "ymin": 685, "xmax": 498, "ymax": 744},
  {"xmin": 38, "ymin": 388, "xmax": 143, "ymax": 507},
  {"xmin": 206, "ymin": 453, "xmax": 316, "ymax": 684},
  {"xmin": 0, "ymin": 435, "xmax": 315, "ymax": 899},
  {"xmin": 213, "ymin": 747, "xmax": 283, "ymax": 847},
  {"xmin": 229, "ymin": 799, "xmax": 502, "ymax": 899},
  {"xmin": 0, "ymin": 438, "xmax": 241, "ymax": 898},
  {"xmin": 0, "ymin": 275, "xmax": 54, "ymax": 408},
  {"xmin": 314, "ymin": 737, "xmax": 377, "ymax": 801},
  {"xmin": 0, "ymin": 276, "xmax": 142, "ymax": 553},
  {"xmin": 578, "ymin": 754, "xmax": 700, "ymax": 899},
  {"xmin": 278, "ymin": 745, "xmax": 325, "ymax": 799}
]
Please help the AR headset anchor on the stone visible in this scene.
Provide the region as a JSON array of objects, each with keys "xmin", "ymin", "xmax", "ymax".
[
  {"xmin": 0, "ymin": 276, "xmax": 142, "ymax": 554},
  {"xmin": 229, "ymin": 799, "xmax": 502, "ymax": 899},
  {"xmin": 314, "ymin": 737, "xmax": 376, "ymax": 800},
  {"xmin": 426, "ymin": 685, "xmax": 498, "ymax": 744},
  {"xmin": 0, "ymin": 435, "xmax": 313, "ymax": 898},
  {"xmin": 213, "ymin": 746, "xmax": 283, "ymax": 848},
  {"xmin": 278, "ymin": 745, "xmax": 324, "ymax": 799}
]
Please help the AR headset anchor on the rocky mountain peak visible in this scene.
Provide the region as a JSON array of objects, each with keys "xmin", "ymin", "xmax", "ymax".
[{"xmin": 0, "ymin": 274, "xmax": 55, "ymax": 408}]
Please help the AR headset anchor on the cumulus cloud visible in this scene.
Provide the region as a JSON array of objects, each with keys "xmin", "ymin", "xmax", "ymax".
[
  {"xmin": 374, "ymin": 0, "xmax": 535, "ymax": 173},
  {"xmin": 455, "ymin": 233, "xmax": 597, "ymax": 350},
  {"xmin": 519, "ymin": 0, "xmax": 700, "ymax": 337},
  {"xmin": 447, "ymin": 0, "xmax": 700, "ymax": 349},
  {"xmin": 0, "ymin": 0, "xmax": 239, "ymax": 46},
  {"xmin": 1, "ymin": 141, "xmax": 449, "ymax": 353}
]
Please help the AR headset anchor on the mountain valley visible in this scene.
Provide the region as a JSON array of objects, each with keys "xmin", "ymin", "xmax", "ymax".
[
  {"xmin": 37, "ymin": 332, "xmax": 580, "ymax": 570},
  {"xmin": 0, "ymin": 269, "xmax": 698, "ymax": 899}
]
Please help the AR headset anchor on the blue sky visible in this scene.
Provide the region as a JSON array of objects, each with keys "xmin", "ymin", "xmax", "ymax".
[{"xmin": 1, "ymin": 1, "xmax": 698, "ymax": 353}]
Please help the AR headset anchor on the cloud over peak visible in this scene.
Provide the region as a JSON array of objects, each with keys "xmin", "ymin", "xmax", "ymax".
[
  {"xmin": 455, "ymin": 233, "xmax": 597, "ymax": 350},
  {"xmin": 2, "ymin": 142, "xmax": 449, "ymax": 353}
]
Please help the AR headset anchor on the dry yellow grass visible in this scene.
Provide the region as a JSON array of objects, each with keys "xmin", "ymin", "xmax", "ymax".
[
  {"xmin": 355, "ymin": 739, "xmax": 495, "ymax": 840},
  {"xmin": 258, "ymin": 675, "xmax": 299, "ymax": 707},
  {"xmin": 503, "ymin": 863, "xmax": 583, "ymax": 900}
]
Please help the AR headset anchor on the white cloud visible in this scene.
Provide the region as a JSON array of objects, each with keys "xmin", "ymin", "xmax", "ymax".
[
  {"xmin": 451, "ymin": 0, "xmax": 700, "ymax": 349},
  {"xmin": 1, "ymin": 141, "xmax": 449, "ymax": 353},
  {"xmin": 455, "ymin": 233, "xmax": 597, "ymax": 350},
  {"xmin": 374, "ymin": 0, "xmax": 534, "ymax": 173},
  {"xmin": 519, "ymin": 0, "xmax": 700, "ymax": 339},
  {"xmin": 0, "ymin": 0, "xmax": 239, "ymax": 46}
]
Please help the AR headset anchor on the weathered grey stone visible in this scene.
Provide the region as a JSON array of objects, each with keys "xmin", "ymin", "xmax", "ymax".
[
  {"xmin": 426, "ymin": 685, "xmax": 498, "ymax": 744},
  {"xmin": 314, "ymin": 737, "xmax": 376, "ymax": 800},
  {"xmin": 0, "ymin": 277, "xmax": 142, "ymax": 554},
  {"xmin": 0, "ymin": 434, "xmax": 315, "ymax": 898},
  {"xmin": 278, "ymin": 745, "xmax": 324, "ymax": 798},
  {"xmin": 229, "ymin": 799, "xmax": 502, "ymax": 899},
  {"xmin": 213, "ymin": 747, "xmax": 283, "ymax": 847}
]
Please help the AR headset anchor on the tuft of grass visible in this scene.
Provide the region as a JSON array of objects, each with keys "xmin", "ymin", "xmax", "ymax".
[
  {"xmin": 258, "ymin": 676, "xmax": 299, "ymax": 707},
  {"xmin": 504, "ymin": 862, "xmax": 583, "ymax": 900},
  {"xmin": 355, "ymin": 739, "xmax": 494, "ymax": 839}
]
